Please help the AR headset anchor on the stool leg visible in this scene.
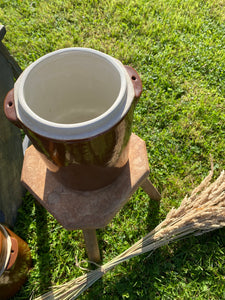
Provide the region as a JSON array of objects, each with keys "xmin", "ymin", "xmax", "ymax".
[
  {"xmin": 141, "ymin": 178, "xmax": 161, "ymax": 202},
  {"xmin": 82, "ymin": 229, "xmax": 101, "ymax": 263}
]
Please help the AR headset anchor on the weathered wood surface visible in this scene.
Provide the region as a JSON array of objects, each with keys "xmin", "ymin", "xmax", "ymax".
[
  {"xmin": 0, "ymin": 25, "xmax": 24, "ymax": 226},
  {"xmin": 0, "ymin": 25, "xmax": 22, "ymax": 79},
  {"xmin": 82, "ymin": 229, "xmax": 101, "ymax": 263}
]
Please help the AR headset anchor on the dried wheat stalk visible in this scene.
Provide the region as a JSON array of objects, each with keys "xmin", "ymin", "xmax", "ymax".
[{"xmin": 35, "ymin": 169, "xmax": 225, "ymax": 300}]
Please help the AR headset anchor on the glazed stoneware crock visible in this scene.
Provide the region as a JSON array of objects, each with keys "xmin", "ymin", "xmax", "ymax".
[
  {"xmin": 0, "ymin": 224, "xmax": 32, "ymax": 299},
  {"xmin": 4, "ymin": 48, "xmax": 142, "ymax": 190}
]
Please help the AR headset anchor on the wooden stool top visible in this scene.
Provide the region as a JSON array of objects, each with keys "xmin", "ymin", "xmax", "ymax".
[{"xmin": 21, "ymin": 134, "xmax": 150, "ymax": 229}]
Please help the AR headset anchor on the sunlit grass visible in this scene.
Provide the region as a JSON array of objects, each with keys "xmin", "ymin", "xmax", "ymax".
[{"xmin": 0, "ymin": 0, "xmax": 224, "ymax": 299}]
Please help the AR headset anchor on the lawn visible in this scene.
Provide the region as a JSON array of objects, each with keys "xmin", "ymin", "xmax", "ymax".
[{"xmin": 0, "ymin": 0, "xmax": 225, "ymax": 299}]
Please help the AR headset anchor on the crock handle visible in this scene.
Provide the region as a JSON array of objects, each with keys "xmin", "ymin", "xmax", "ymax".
[
  {"xmin": 4, "ymin": 88, "xmax": 22, "ymax": 128},
  {"xmin": 6, "ymin": 237, "xmax": 19, "ymax": 270},
  {"xmin": 124, "ymin": 65, "xmax": 143, "ymax": 99}
]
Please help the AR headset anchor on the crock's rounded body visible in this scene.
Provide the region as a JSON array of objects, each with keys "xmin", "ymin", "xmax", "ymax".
[
  {"xmin": 4, "ymin": 48, "xmax": 142, "ymax": 190},
  {"xmin": 25, "ymin": 103, "xmax": 135, "ymax": 190}
]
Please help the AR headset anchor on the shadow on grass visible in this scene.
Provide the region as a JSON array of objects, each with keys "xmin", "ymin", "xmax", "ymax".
[
  {"xmin": 34, "ymin": 201, "xmax": 53, "ymax": 294},
  {"xmin": 12, "ymin": 194, "xmax": 53, "ymax": 299},
  {"xmin": 146, "ymin": 196, "xmax": 161, "ymax": 232}
]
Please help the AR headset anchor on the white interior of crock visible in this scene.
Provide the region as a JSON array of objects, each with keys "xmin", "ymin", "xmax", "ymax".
[
  {"xmin": 23, "ymin": 50, "xmax": 121, "ymax": 124},
  {"xmin": 15, "ymin": 48, "xmax": 134, "ymax": 140}
]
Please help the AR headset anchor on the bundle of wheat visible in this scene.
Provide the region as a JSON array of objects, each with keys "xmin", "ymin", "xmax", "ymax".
[{"xmin": 35, "ymin": 169, "xmax": 225, "ymax": 300}]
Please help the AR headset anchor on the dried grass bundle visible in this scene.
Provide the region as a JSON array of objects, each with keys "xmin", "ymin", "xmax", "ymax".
[{"xmin": 35, "ymin": 169, "xmax": 225, "ymax": 300}]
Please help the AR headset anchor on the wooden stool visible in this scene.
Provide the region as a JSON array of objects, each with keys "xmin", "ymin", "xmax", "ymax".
[{"xmin": 21, "ymin": 134, "xmax": 161, "ymax": 262}]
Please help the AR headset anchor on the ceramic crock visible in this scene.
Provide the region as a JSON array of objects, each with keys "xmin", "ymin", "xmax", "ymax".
[
  {"xmin": 0, "ymin": 224, "xmax": 32, "ymax": 299},
  {"xmin": 4, "ymin": 48, "xmax": 142, "ymax": 190}
]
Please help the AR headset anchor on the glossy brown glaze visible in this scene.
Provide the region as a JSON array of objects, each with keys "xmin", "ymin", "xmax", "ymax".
[
  {"xmin": 4, "ymin": 65, "xmax": 142, "ymax": 190},
  {"xmin": 0, "ymin": 226, "xmax": 32, "ymax": 300}
]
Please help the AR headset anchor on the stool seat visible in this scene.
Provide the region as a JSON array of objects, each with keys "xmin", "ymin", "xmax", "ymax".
[{"xmin": 21, "ymin": 134, "xmax": 160, "ymax": 230}]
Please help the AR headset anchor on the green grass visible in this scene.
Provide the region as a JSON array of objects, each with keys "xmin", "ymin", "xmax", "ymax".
[{"xmin": 0, "ymin": 0, "xmax": 225, "ymax": 299}]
